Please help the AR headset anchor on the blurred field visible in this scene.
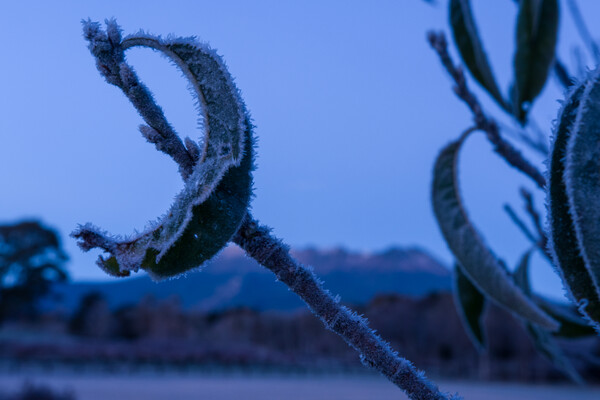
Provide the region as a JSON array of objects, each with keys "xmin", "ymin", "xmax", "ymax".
[{"xmin": 0, "ymin": 371, "xmax": 599, "ymax": 400}]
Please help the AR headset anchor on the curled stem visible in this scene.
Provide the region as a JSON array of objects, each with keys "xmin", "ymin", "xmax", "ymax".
[{"xmin": 83, "ymin": 19, "xmax": 196, "ymax": 180}]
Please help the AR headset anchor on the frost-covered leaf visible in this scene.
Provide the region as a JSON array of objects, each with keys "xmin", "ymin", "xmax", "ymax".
[
  {"xmin": 564, "ymin": 67, "xmax": 600, "ymax": 327},
  {"xmin": 432, "ymin": 132, "xmax": 558, "ymax": 330},
  {"xmin": 513, "ymin": 249, "xmax": 583, "ymax": 384},
  {"xmin": 547, "ymin": 79, "xmax": 600, "ymax": 332},
  {"xmin": 453, "ymin": 263, "xmax": 486, "ymax": 351},
  {"xmin": 449, "ymin": 0, "xmax": 506, "ymax": 109},
  {"xmin": 73, "ymin": 25, "xmax": 253, "ymax": 280},
  {"xmin": 511, "ymin": 0, "xmax": 559, "ymax": 122}
]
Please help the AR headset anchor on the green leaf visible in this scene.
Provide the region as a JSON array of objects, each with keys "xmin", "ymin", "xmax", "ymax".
[
  {"xmin": 73, "ymin": 35, "xmax": 253, "ymax": 280},
  {"xmin": 449, "ymin": 0, "xmax": 506, "ymax": 109},
  {"xmin": 512, "ymin": 0, "xmax": 559, "ymax": 122},
  {"xmin": 453, "ymin": 263, "xmax": 486, "ymax": 351},
  {"xmin": 513, "ymin": 249, "xmax": 584, "ymax": 384},
  {"xmin": 431, "ymin": 132, "xmax": 558, "ymax": 330},
  {"xmin": 547, "ymin": 80, "xmax": 600, "ymax": 332}
]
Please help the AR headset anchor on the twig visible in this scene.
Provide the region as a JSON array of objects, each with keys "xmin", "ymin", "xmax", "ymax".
[
  {"xmin": 504, "ymin": 188, "xmax": 554, "ymax": 262},
  {"xmin": 519, "ymin": 188, "xmax": 548, "ymax": 252},
  {"xmin": 504, "ymin": 204, "xmax": 538, "ymax": 245},
  {"xmin": 503, "ymin": 202, "xmax": 551, "ymax": 261},
  {"xmin": 232, "ymin": 214, "xmax": 457, "ymax": 400},
  {"xmin": 427, "ymin": 31, "xmax": 546, "ymax": 190},
  {"xmin": 566, "ymin": 0, "xmax": 600, "ymax": 65},
  {"xmin": 496, "ymin": 120, "xmax": 548, "ymax": 156},
  {"xmin": 504, "ymin": 203, "xmax": 552, "ymax": 263},
  {"xmin": 524, "ymin": 118, "xmax": 550, "ymax": 155},
  {"xmin": 553, "ymin": 59, "xmax": 573, "ymax": 89}
]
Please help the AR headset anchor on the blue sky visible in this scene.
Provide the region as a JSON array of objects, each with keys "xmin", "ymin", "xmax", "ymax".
[{"xmin": 1, "ymin": 1, "xmax": 599, "ymax": 300}]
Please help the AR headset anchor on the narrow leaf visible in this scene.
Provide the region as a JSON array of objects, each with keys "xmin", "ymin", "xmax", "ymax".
[
  {"xmin": 513, "ymin": 250, "xmax": 584, "ymax": 384},
  {"xmin": 512, "ymin": 0, "xmax": 559, "ymax": 122},
  {"xmin": 449, "ymin": 0, "xmax": 506, "ymax": 109},
  {"xmin": 525, "ymin": 324, "xmax": 584, "ymax": 384},
  {"xmin": 432, "ymin": 132, "xmax": 558, "ymax": 330},
  {"xmin": 547, "ymin": 80, "xmax": 600, "ymax": 332},
  {"xmin": 73, "ymin": 27, "xmax": 253, "ymax": 280},
  {"xmin": 453, "ymin": 263, "xmax": 486, "ymax": 351}
]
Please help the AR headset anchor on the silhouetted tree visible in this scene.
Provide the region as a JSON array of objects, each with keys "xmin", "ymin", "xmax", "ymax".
[
  {"xmin": 0, "ymin": 221, "xmax": 68, "ymax": 321},
  {"xmin": 69, "ymin": 292, "xmax": 113, "ymax": 338}
]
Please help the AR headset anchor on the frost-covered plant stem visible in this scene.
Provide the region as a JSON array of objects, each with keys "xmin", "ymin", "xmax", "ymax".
[
  {"xmin": 232, "ymin": 214, "xmax": 456, "ymax": 400},
  {"xmin": 427, "ymin": 31, "xmax": 546, "ymax": 189},
  {"xmin": 79, "ymin": 20, "xmax": 457, "ymax": 400}
]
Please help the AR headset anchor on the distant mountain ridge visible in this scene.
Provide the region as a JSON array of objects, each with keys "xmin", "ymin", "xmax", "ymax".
[{"xmin": 49, "ymin": 245, "xmax": 451, "ymax": 313}]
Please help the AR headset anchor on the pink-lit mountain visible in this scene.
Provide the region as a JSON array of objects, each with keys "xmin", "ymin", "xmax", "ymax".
[{"xmin": 49, "ymin": 246, "xmax": 451, "ymax": 313}]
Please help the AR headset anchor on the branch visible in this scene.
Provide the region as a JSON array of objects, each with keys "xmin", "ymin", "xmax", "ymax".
[
  {"xmin": 232, "ymin": 214, "xmax": 458, "ymax": 400},
  {"xmin": 504, "ymin": 189, "xmax": 553, "ymax": 262},
  {"xmin": 554, "ymin": 59, "xmax": 574, "ymax": 90},
  {"xmin": 520, "ymin": 187, "xmax": 549, "ymax": 253},
  {"xmin": 496, "ymin": 120, "xmax": 548, "ymax": 156},
  {"xmin": 427, "ymin": 31, "xmax": 546, "ymax": 190},
  {"xmin": 523, "ymin": 117, "xmax": 550, "ymax": 155},
  {"xmin": 504, "ymin": 203, "xmax": 538, "ymax": 245}
]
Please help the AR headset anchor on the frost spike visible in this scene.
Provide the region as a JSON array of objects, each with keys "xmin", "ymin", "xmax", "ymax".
[
  {"xmin": 453, "ymin": 263, "xmax": 486, "ymax": 351},
  {"xmin": 432, "ymin": 130, "xmax": 558, "ymax": 330},
  {"xmin": 73, "ymin": 22, "xmax": 253, "ymax": 280},
  {"xmin": 449, "ymin": 0, "xmax": 506, "ymax": 110},
  {"xmin": 547, "ymin": 79, "xmax": 600, "ymax": 332}
]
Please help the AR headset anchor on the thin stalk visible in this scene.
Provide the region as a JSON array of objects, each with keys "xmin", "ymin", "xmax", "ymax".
[
  {"xmin": 504, "ymin": 203, "xmax": 538, "ymax": 245},
  {"xmin": 232, "ymin": 214, "xmax": 458, "ymax": 400},
  {"xmin": 554, "ymin": 59, "xmax": 573, "ymax": 89}
]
